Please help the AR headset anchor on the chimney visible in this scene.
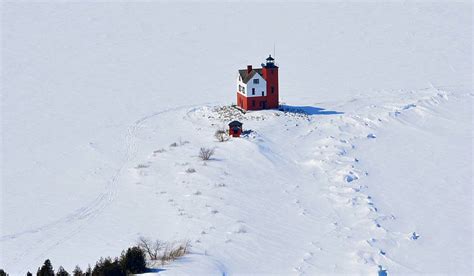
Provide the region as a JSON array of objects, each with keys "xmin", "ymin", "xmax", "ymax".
[{"xmin": 247, "ymin": 65, "xmax": 252, "ymax": 73}]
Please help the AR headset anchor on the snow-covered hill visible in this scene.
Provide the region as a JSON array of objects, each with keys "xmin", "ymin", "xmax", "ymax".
[{"xmin": 1, "ymin": 2, "xmax": 472, "ymax": 275}]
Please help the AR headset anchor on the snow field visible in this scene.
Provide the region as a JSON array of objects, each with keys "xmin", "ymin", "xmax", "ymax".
[
  {"xmin": 2, "ymin": 2, "xmax": 471, "ymax": 274},
  {"xmin": 108, "ymin": 88, "xmax": 457, "ymax": 275}
]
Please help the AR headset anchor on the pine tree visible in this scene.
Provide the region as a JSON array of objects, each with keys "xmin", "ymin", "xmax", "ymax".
[
  {"xmin": 0, "ymin": 269, "xmax": 8, "ymax": 276},
  {"xmin": 84, "ymin": 265, "xmax": 91, "ymax": 276},
  {"xmin": 37, "ymin": 259, "xmax": 54, "ymax": 276},
  {"xmin": 72, "ymin": 266, "xmax": 82, "ymax": 276},
  {"xmin": 56, "ymin": 266, "xmax": 69, "ymax": 276},
  {"xmin": 92, "ymin": 258, "xmax": 124, "ymax": 276},
  {"xmin": 119, "ymin": 246, "xmax": 146, "ymax": 274},
  {"xmin": 27, "ymin": 272, "xmax": 33, "ymax": 276}
]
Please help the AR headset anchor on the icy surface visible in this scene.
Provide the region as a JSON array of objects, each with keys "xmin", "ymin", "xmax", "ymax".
[{"xmin": 1, "ymin": 2, "xmax": 472, "ymax": 275}]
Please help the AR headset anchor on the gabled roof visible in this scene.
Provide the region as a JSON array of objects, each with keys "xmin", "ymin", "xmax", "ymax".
[
  {"xmin": 228, "ymin": 120, "xmax": 243, "ymax": 127},
  {"xmin": 238, "ymin": 68, "xmax": 263, "ymax": 84}
]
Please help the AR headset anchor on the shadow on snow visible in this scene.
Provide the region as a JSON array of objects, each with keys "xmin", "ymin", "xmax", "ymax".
[
  {"xmin": 142, "ymin": 268, "xmax": 166, "ymax": 274},
  {"xmin": 279, "ymin": 105, "xmax": 343, "ymax": 116}
]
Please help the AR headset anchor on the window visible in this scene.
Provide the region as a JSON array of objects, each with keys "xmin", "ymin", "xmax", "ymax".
[
  {"xmin": 253, "ymin": 79, "xmax": 259, "ymax": 84},
  {"xmin": 261, "ymin": 91, "xmax": 264, "ymax": 96},
  {"xmin": 252, "ymin": 88, "xmax": 255, "ymax": 95},
  {"xmin": 242, "ymin": 87, "xmax": 245, "ymax": 93},
  {"xmin": 271, "ymin": 86, "xmax": 274, "ymax": 94},
  {"xmin": 252, "ymin": 100, "xmax": 255, "ymax": 107}
]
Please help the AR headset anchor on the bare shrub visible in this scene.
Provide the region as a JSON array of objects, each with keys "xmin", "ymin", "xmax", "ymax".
[
  {"xmin": 214, "ymin": 129, "xmax": 229, "ymax": 142},
  {"xmin": 154, "ymin": 148, "xmax": 166, "ymax": 154},
  {"xmin": 170, "ymin": 241, "xmax": 188, "ymax": 259},
  {"xmin": 138, "ymin": 236, "xmax": 162, "ymax": 260},
  {"xmin": 135, "ymin": 164, "xmax": 149, "ymax": 169},
  {"xmin": 169, "ymin": 142, "xmax": 178, "ymax": 147},
  {"xmin": 199, "ymin": 147, "xmax": 215, "ymax": 161},
  {"xmin": 160, "ymin": 240, "xmax": 190, "ymax": 265},
  {"xmin": 137, "ymin": 237, "xmax": 190, "ymax": 265}
]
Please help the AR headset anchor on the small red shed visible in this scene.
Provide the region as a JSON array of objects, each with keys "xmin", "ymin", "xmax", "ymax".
[{"xmin": 228, "ymin": 121, "xmax": 243, "ymax": 137}]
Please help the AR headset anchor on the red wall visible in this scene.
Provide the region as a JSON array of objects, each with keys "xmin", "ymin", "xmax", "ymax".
[
  {"xmin": 237, "ymin": 93, "xmax": 269, "ymax": 110},
  {"xmin": 229, "ymin": 128, "xmax": 242, "ymax": 137},
  {"xmin": 237, "ymin": 93, "xmax": 247, "ymax": 109},
  {"xmin": 262, "ymin": 67, "xmax": 279, "ymax": 109}
]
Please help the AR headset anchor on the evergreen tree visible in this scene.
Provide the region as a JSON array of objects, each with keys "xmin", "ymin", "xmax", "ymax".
[
  {"xmin": 92, "ymin": 258, "xmax": 124, "ymax": 276},
  {"xmin": 84, "ymin": 265, "xmax": 91, "ymax": 276},
  {"xmin": 119, "ymin": 246, "xmax": 147, "ymax": 274},
  {"xmin": 56, "ymin": 266, "xmax": 69, "ymax": 276},
  {"xmin": 0, "ymin": 269, "xmax": 8, "ymax": 276},
  {"xmin": 37, "ymin": 259, "xmax": 54, "ymax": 276},
  {"xmin": 27, "ymin": 272, "xmax": 33, "ymax": 276},
  {"xmin": 72, "ymin": 266, "xmax": 83, "ymax": 276}
]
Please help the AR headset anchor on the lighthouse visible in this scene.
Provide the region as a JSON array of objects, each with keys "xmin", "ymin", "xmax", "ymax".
[{"xmin": 236, "ymin": 55, "xmax": 279, "ymax": 111}]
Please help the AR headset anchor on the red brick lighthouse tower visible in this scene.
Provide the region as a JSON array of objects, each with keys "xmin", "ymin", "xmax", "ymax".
[
  {"xmin": 236, "ymin": 55, "xmax": 279, "ymax": 110},
  {"xmin": 262, "ymin": 55, "xmax": 279, "ymax": 109}
]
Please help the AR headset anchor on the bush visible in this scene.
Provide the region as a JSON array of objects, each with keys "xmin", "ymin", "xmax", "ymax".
[
  {"xmin": 119, "ymin": 247, "xmax": 146, "ymax": 274},
  {"xmin": 37, "ymin": 259, "xmax": 54, "ymax": 276},
  {"xmin": 153, "ymin": 148, "xmax": 166, "ymax": 154},
  {"xmin": 56, "ymin": 266, "xmax": 69, "ymax": 276},
  {"xmin": 160, "ymin": 240, "xmax": 190, "ymax": 265},
  {"xmin": 214, "ymin": 129, "xmax": 228, "ymax": 142},
  {"xmin": 198, "ymin": 147, "xmax": 215, "ymax": 161},
  {"xmin": 137, "ymin": 237, "xmax": 190, "ymax": 265},
  {"xmin": 92, "ymin": 257, "xmax": 123, "ymax": 276},
  {"xmin": 135, "ymin": 163, "xmax": 149, "ymax": 169},
  {"xmin": 138, "ymin": 237, "xmax": 162, "ymax": 260}
]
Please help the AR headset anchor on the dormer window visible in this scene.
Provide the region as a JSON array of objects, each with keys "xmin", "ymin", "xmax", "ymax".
[{"xmin": 253, "ymin": 79, "xmax": 259, "ymax": 84}]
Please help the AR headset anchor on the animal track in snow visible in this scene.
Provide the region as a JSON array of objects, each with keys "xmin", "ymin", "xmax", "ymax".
[{"xmin": 345, "ymin": 172, "xmax": 359, "ymax": 183}]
